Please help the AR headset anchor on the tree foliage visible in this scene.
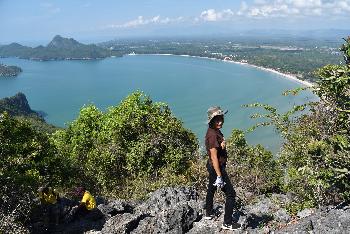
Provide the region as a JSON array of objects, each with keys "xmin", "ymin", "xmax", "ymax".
[
  {"xmin": 51, "ymin": 91, "xmax": 198, "ymax": 192},
  {"xmin": 0, "ymin": 91, "xmax": 199, "ymax": 231},
  {"xmin": 226, "ymin": 129, "xmax": 282, "ymax": 197},
  {"xmin": 246, "ymin": 37, "xmax": 350, "ymax": 212},
  {"xmin": 0, "ymin": 112, "xmax": 62, "ymax": 232}
]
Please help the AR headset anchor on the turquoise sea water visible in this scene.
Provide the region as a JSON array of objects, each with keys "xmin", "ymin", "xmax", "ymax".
[{"xmin": 0, "ymin": 55, "xmax": 316, "ymax": 153}]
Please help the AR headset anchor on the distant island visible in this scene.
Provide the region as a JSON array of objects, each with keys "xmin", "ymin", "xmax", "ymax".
[
  {"xmin": 0, "ymin": 35, "xmax": 120, "ymax": 61},
  {"xmin": 0, "ymin": 63, "xmax": 22, "ymax": 77}
]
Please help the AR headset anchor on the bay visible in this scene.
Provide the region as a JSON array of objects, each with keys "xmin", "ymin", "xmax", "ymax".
[{"xmin": 0, "ymin": 55, "xmax": 316, "ymax": 153}]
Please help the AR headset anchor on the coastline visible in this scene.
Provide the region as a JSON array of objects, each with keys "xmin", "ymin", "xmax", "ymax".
[{"xmin": 127, "ymin": 53, "xmax": 314, "ymax": 87}]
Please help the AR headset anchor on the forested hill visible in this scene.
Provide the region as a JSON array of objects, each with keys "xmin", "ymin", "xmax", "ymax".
[
  {"xmin": 0, "ymin": 92, "xmax": 39, "ymax": 117},
  {"xmin": 0, "ymin": 92, "xmax": 58, "ymax": 133},
  {"xmin": 0, "ymin": 35, "xmax": 118, "ymax": 61}
]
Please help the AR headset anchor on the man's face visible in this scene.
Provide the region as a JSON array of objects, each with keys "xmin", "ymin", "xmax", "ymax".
[{"xmin": 213, "ymin": 115, "xmax": 224, "ymax": 129}]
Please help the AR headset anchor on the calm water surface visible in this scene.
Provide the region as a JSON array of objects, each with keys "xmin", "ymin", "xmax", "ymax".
[{"xmin": 0, "ymin": 55, "xmax": 316, "ymax": 153}]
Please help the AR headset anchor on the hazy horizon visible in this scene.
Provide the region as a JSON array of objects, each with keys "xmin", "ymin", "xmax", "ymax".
[{"xmin": 1, "ymin": 0, "xmax": 350, "ymax": 45}]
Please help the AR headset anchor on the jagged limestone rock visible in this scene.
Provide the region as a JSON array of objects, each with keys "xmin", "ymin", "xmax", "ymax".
[
  {"xmin": 27, "ymin": 187, "xmax": 350, "ymax": 233},
  {"xmin": 276, "ymin": 206, "xmax": 350, "ymax": 233}
]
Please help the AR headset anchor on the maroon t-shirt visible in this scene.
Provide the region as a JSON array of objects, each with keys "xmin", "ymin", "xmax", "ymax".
[{"xmin": 205, "ymin": 127, "xmax": 227, "ymax": 166}]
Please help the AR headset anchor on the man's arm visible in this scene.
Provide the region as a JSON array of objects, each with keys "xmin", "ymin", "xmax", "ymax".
[{"xmin": 209, "ymin": 148, "xmax": 222, "ymax": 177}]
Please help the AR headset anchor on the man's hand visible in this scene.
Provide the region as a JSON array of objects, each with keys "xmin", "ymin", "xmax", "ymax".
[
  {"xmin": 213, "ymin": 176, "xmax": 226, "ymax": 188},
  {"xmin": 221, "ymin": 140, "xmax": 226, "ymax": 149}
]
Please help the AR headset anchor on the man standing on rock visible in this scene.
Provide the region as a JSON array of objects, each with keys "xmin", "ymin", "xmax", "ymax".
[{"xmin": 204, "ymin": 106, "xmax": 241, "ymax": 230}]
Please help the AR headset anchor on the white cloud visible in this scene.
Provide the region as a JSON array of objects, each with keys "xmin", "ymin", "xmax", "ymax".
[
  {"xmin": 231, "ymin": 0, "xmax": 350, "ymax": 18},
  {"xmin": 200, "ymin": 9, "xmax": 217, "ymax": 21},
  {"xmin": 105, "ymin": 15, "xmax": 185, "ymax": 29},
  {"xmin": 104, "ymin": 0, "xmax": 350, "ymax": 30},
  {"xmin": 200, "ymin": 9, "xmax": 234, "ymax": 21}
]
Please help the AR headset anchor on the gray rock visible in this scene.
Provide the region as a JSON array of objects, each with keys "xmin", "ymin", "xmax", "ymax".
[
  {"xmin": 100, "ymin": 187, "xmax": 202, "ymax": 234},
  {"xmin": 27, "ymin": 188, "xmax": 350, "ymax": 234},
  {"xmin": 135, "ymin": 187, "xmax": 200, "ymax": 215},
  {"xmin": 297, "ymin": 208, "xmax": 316, "ymax": 219},
  {"xmin": 100, "ymin": 212, "xmax": 149, "ymax": 234},
  {"xmin": 98, "ymin": 200, "xmax": 134, "ymax": 219},
  {"xmin": 271, "ymin": 193, "xmax": 291, "ymax": 206},
  {"xmin": 274, "ymin": 209, "xmax": 291, "ymax": 223},
  {"xmin": 239, "ymin": 195, "xmax": 292, "ymax": 229},
  {"xmin": 133, "ymin": 203, "xmax": 199, "ymax": 233},
  {"xmin": 276, "ymin": 206, "xmax": 350, "ymax": 233},
  {"xmin": 246, "ymin": 197, "xmax": 276, "ymax": 215}
]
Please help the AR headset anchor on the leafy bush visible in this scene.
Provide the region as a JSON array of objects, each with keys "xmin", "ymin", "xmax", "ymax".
[
  {"xmin": 0, "ymin": 112, "xmax": 61, "ymax": 186},
  {"xmin": 226, "ymin": 129, "xmax": 282, "ymax": 197},
  {"xmin": 0, "ymin": 112, "xmax": 61, "ymax": 233},
  {"xmin": 51, "ymin": 91, "xmax": 199, "ymax": 193},
  {"xmin": 246, "ymin": 37, "xmax": 350, "ymax": 212}
]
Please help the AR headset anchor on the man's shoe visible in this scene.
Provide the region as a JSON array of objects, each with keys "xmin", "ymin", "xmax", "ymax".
[{"xmin": 222, "ymin": 222, "xmax": 241, "ymax": 230}]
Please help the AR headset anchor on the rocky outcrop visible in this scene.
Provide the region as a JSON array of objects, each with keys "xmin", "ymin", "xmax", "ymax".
[
  {"xmin": 0, "ymin": 63, "xmax": 22, "ymax": 77},
  {"xmin": 276, "ymin": 205, "xmax": 350, "ymax": 233},
  {"xmin": 0, "ymin": 92, "xmax": 40, "ymax": 117},
  {"xmin": 47, "ymin": 35, "xmax": 82, "ymax": 50},
  {"xmin": 99, "ymin": 187, "xmax": 201, "ymax": 234},
  {"xmin": 30, "ymin": 187, "xmax": 350, "ymax": 234}
]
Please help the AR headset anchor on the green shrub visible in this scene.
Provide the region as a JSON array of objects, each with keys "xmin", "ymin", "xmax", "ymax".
[
  {"xmin": 0, "ymin": 112, "xmax": 61, "ymax": 233},
  {"xmin": 277, "ymin": 38, "xmax": 350, "ymax": 210},
  {"xmin": 226, "ymin": 129, "xmax": 282, "ymax": 196},
  {"xmin": 242, "ymin": 38, "xmax": 350, "ymax": 211},
  {"xmin": 51, "ymin": 91, "xmax": 199, "ymax": 193}
]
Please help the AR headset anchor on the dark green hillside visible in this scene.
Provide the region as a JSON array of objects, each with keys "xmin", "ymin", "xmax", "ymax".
[
  {"xmin": 0, "ymin": 42, "xmax": 32, "ymax": 57},
  {"xmin": 0, "ymin": 92, "xmax": 58, "ymax": 133},
  {"xmin": 0, "ymin": 35, "xmax": 119, "ymax": 61},
  {"xmin": 0, "ymin": 92, "xmax": 39, "ymax": 117}
]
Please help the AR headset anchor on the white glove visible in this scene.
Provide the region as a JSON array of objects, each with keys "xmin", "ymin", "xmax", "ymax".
[{"xmin": 213, "ymin": 176, "xmax": 226, "ymax": 188}]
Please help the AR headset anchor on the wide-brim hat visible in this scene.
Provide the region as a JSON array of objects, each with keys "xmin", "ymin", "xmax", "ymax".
[{"xmin": 207, "ymin": 106, "xmax": 228, "ymax": 124}]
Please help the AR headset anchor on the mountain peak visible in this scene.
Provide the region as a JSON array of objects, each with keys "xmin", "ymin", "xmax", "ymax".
[
  {"xmin": 47, "ymin": 35, "xmax": 82, "ymax": 49},
  {"xmin": 0, "ymin": 92, "xmax": 38, "ymax": 117}
]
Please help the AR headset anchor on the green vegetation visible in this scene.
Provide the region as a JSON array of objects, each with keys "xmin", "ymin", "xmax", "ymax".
[
  {"xmin": 226, "ymin": 129, "xmax": 282, "ymax": 197},
  {"xmin": 0, "ymin": 37, "xmax": 349, "ymax": 232},
  {"xmin": 0, "ymin": 63, "xmax": 22, "ymax": 77},
  {"xmin": 244, "ymin": 36, "xmax": 350, "ymax": 213},
  {"xmin": 0, "ymin": 112, "xmax": 61, "ymax": 232},
  {"xmin": 51, "ymin": 91, "xmax": 198, "ymax": 196},
  {"xmin": 101, "ymin": 37, "xmax": 343, "ymax": 83},
  {"xmin": 0, "ymin": 91, "xmax": 198, "ymax": 231},
  {"xmin": 0, "ymin": 92, "xmax": 58, "ymax": 134}
]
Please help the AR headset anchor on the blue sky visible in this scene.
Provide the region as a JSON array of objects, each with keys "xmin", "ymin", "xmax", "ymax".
[{"xmin": 1, "ymin": 0, "xmax": 350, "ymax": 44}]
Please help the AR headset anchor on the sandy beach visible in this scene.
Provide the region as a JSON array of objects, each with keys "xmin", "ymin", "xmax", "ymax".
[
  {"xmin": 128, "ymin": 53, "xmax": 314, "ymax": 87},
  {"xmin": 225, "ymin": 60, "xmax": 314, "ymax": 87}
]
